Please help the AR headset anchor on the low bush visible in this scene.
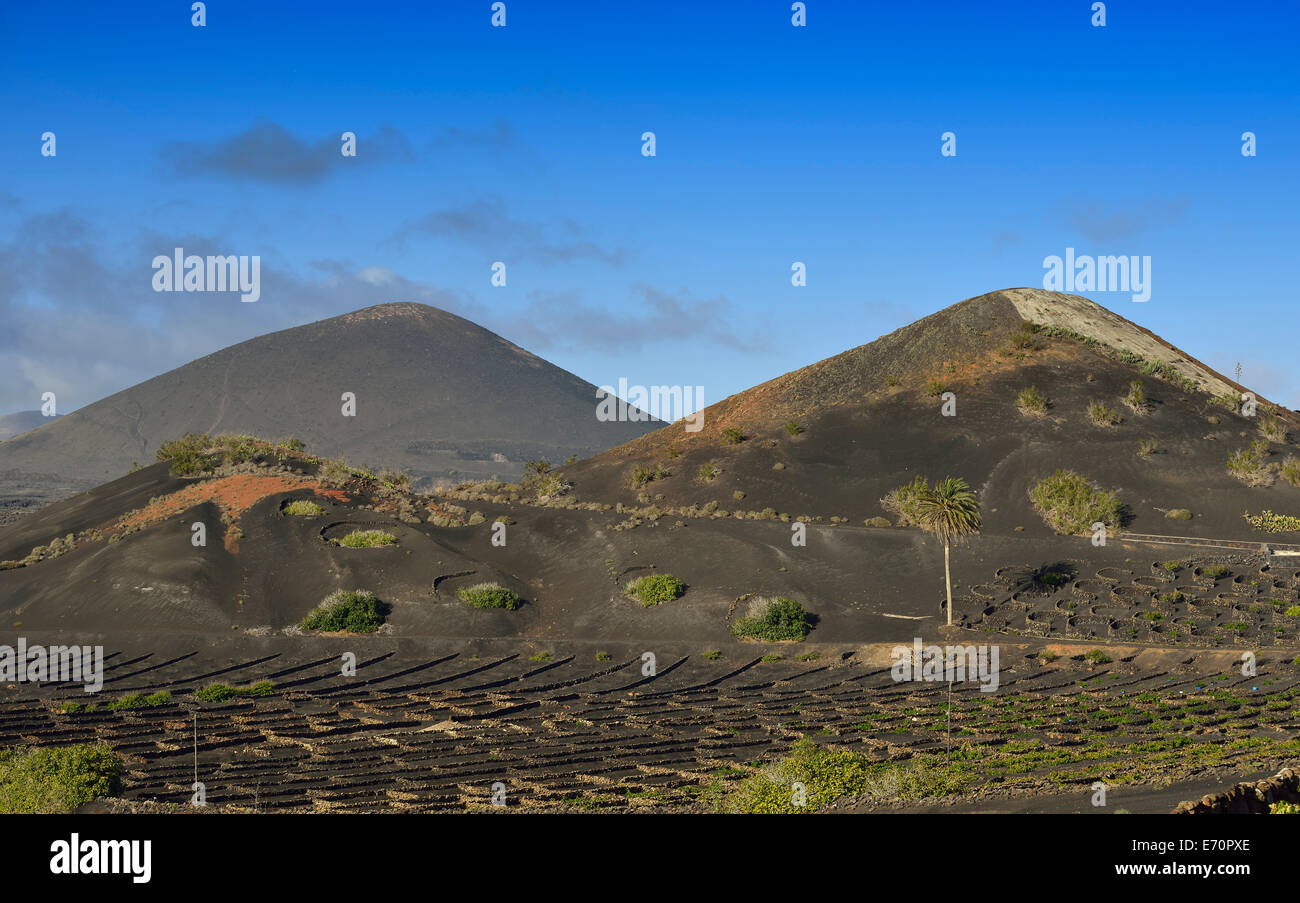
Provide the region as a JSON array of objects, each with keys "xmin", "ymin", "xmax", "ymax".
[
  {"xmin": 721, "ymin": 738, "xmax": 965, "ymax": 814},
  {"xmin": 880, "ymin": 475, "xmax": 929, "ymax": 526},
  {"xmin": 317, "ymin": 458, "xmax": 354, "ymax": 488},
  {"xmin": 1088, "ymin": 401, "xmax": 1122, "ymax": 427},
  {"xmin": 1165, "ymin": 508, "xmax": 1193, "ymax": 521},
  {"xmin": 630, "ymin": 463, "xmax": 669, "ymax": 489},
  {"xmin": 301, "ymin": 589, "xmax": 387, "ymax": 633},
  {"xmin": 457, "ymin": 582, "xmax": 522, "ymax": 610},
  {"xmin": 1125, "ymin": 380, "xmax": 1147, "ymax": 413},
  {"xmin": 1282, "ymin": 456, "xmax": 1300, "ymax": 487},
  {"xmin": 1259, "ymin": 413, "xmax": 1289, "ymax": 443},
  {"xmin": 1227, "ymin": 440, "xmax": 1275, "ymax": 486},
  {"xmin": 107, "ymin": 691, "xmax": 172, "ymax": 711},
  {"xmin": 731, "ymin": 596, "xmax": 811, "ymax": 642},
  {"xmin": 624, "ymin": 574, "xmax": 686, "ymax": 606},
  {"xmin": 1243, "ymin": 510, "xmax": 1300, "ymax": 534},
  {"xmin": 721, "ymin": 427, "xmax": 746, "ymax": 445},
  {"xmin": 1008, "ymin": 320, "xmax": 1041, "ymax": 350},
  {"xmin": 337, "ymin": 529, "xmax": 397, "ymax": 548},
  {"xmin": 1212, "ymin": 392, "xmax": 1241, "ymax": 411},
  {"xmin": 195, "ymin": 681, "xmax": 274, "ymax": 703},
  {"xmin": 284, "ymin": 500, "xmax": 325, "ymax": 516},
  {"xmin": 1029, "ymin": 470, "xmax": 1123, "ymax": 535},
  {"xmin": 1015, "ymin": 385, "xmax": 1049, "ymax": 416},
  {"xmin": 0, "ymin": 743, "xmax": 123, "ymax": 813}
]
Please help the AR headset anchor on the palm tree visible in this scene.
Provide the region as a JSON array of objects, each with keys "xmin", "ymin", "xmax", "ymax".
[{"xmin": 914, "ymin": 476, "xmax": 982, "ymax": 627}]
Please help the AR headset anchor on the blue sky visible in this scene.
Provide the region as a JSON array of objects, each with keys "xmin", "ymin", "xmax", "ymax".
[{"xmin": 2, "ymin": 0, "xmax": 1296, "ymax": 417}]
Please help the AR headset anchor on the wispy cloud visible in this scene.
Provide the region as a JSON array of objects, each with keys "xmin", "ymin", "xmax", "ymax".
[
  {"xmin": 501, "ymin": 284, "xmax": 768, "ymax": 354},
  {"xmin": 0, "ymin": 209, "xmax": 479, "ymax": 412},
  {"xmin": 396, "ymin": 198, "xmax": 630, "ymax": 266},
  {"xmin": 429, "ymin": 120, "xmax": 515, "ymax": 150},
  {"xmin": 161, "ymin": 121, "xmax": 414, "ymax": 184},
  {"xmin": 1066, "ymin": 197, "xmax": 1192, "ymax": 244}
]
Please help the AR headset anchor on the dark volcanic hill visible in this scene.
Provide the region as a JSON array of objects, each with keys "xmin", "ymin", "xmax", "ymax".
[
  {"xmin": 0, "ymin": 410, "xmax": 60, "ymax": 441},
  {"xmin": 5, "ymin": 288, "xmax": 1299, "ymax": 648},
  {"xmin": 562, "ymin": 288, "xmax": 1300, "ymax": 541},
  {"xmin": 0, "ymin": 303, "xmax": 657, "ymax": 494}
]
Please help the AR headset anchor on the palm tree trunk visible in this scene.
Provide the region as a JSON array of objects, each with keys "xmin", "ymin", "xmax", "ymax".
[{"xmin": 944, "ymin": 540, "xmax": 953, "ymax": 626}]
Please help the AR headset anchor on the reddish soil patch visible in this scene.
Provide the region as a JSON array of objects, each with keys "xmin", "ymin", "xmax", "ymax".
[{"xmin": 111, "ymin": 475, "xmax": 349, "ymax": 534}]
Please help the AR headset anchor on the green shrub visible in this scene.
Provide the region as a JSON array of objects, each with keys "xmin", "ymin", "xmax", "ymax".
[
  {"xmin": 1088, "ymin": 401, "xmax": 1122, "ymax": 427},
  {"xmin": 1165, "ymin": 508, "xmax": 1193, "ymax": 521},
  {"xmin": 1125, "ymin": 380, "xmax": 1147, "ymax": 412},
  {"xmin": 721, "ymin": 738, "xmax": 965, "ymax": 814},
  {"xmin": 785, "ymin": 420, "xmax": 803, "ymax": 436},
  {"xmin": 1228, "ymin": 440, "xmax": 1276, "ymax": 486},
  {"xmin": 217, "ymin": 434, "xmax": 257, "ymax": 466},
  {"xmin": 1015, "ymin": 385, "xmax": 1049, "ymax": 416},
  {"xmin": 697, "ymin": 461, "xmax": 720, "ymax": 483},
  {"xmin": 156, "ymin": 432, "xmax": 213, "ymax": 463},
  {"xmin": 1281, "ymin": 456, "xmax": 1300, "ymax": 487},
  {"xmin": 1270, "ymin": 801, "xmax": 1300, "ymax": 814},
  {"xmin": 1286, "ymin": 606, "xmax": 1300, "ymax": 618},
  {"xmin": 317, "ymin": 458, "xmax": 353, "ymax": 488},
  {"xmin": 378, "ymin": 468, "xmax": 410, "ymax": 490},
  {"xmin": 1259, "ymin": 413, "xmax": 1289, "ymax": 443},
  {"xmin": 1029, "ymin": 470, "xmax": 1122, "ymax": 535},
  {"xmin": 0, "ymin": 743, "xmax": 123, "ymax": 813},
  {"xmin": 1201, "ymin": 565, "xmax": 1231, "ymax": 579},
  {"xmin": 721, "ymin": 427, "xmax": 746, "ymax": 445},
  {"xmin": 535, "ymin": 473, "xmax": 571, "ymax": 499},
  {"xmin": 301, "ymin": 589, "xmax": 387, "ymax": 633},
  {"xmin": 1212, "ymin": 392, "xmax": 1240, "ymax": 411},
  {"xmin": 731, "ymin": 596, "xmax": 811, "ymax": 642},
  {"xmin": 278, "ymin": 437, "xmax": 306, "ymax": 452},
  {"xmin": 1244, "ymin": 510, "xmax": 1300, "ymax": 534},
  {"xmin": 703, "ymin": 650, "xmax": 723, "ymax": 661},
  {"xmin": 106, "ymin": 691, "xmax": 171, "ymax": 711},
  {"xmin": 925, "ymin": 379, "xmax": 948, "ymax": 397},
  {"xmin": 157, "ymin": 432, "xmax": 219, "ymax": 476},
  {"xmin": 1137, "ymin": 437, "xmax": 1158, "ymax": 456},
  {"xmin": 1162, "ymin": 561, "xmax": 1182, "ymax": 571},
  {"xmin": 337, "ymin": 529, "xmax": 397, "ymax": 548},
  {"xmin": 457, "ymin": 582, "xmax": 522, "ymax": 610},
  {"xmin": 881, "ymin": 474, "xmax": 930, "ymax": 526},
  {"xmin": 624, "ymin": 574, "xmax": 686, "ymax": 606},
  {"xmin": 195, "ymin": 681, "xmax": 274, "ymax": 703},
  {"xmin": 1008, "ymin": 320, "xmax": 1041, "ymax": 350},
  {"xmin": 284, "ymin": 499, "xmax": 325, "ymax": 516},
  {"xmin": 630, "ymin": 463, "xmax": 669, "ymax": 488},
  {"xmin": 1083, "ymin": 650, "xmax": 1112, "ymax": 665},
  {"xmin": 864, "ymin": 516, "xmax": 891, "ymax": 528}
]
